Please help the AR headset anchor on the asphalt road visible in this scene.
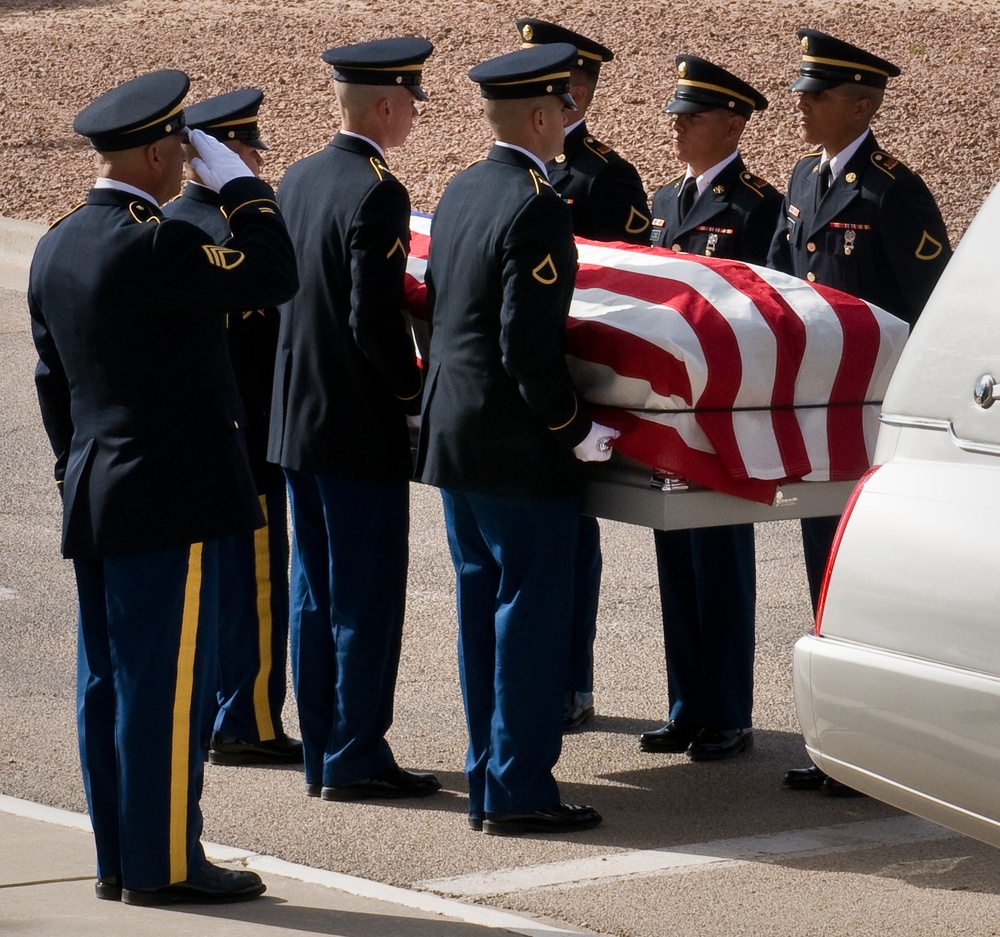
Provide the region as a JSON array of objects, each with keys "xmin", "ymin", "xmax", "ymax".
[{"xmin": 4, "ymin": 279, "xmax": 1000, "ymax": 936}]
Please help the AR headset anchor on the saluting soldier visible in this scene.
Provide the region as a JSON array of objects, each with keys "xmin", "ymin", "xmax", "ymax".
[
  {"xmin": 267, "ymin": 38, "xmax": 441, "ymax": 802},
  {"xmin": 163, "ymin": 89, "xmax": 302, "ymax": 768},
  {"xmin": 514, "ymin": 17, "xmax": 650, "ymax": 732},
  {"xmin": 28, "ymin": 70, "xmax": 298, "ymax": 904},
  {"xmin": 641, "ymin": 57, "xmax": 780, "ymax": 763},
  {"xmin": 768, "ymin": 29, "xmax": 951, "ymax": 796},
  {"xmin": 415, "ymin": 43, "xmax": 616, "ymax": 835}
]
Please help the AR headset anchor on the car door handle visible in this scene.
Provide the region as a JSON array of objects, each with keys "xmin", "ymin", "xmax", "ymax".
[{"xmin": 974, "ymin": 374, "xmax": 998, "ymax": 409}]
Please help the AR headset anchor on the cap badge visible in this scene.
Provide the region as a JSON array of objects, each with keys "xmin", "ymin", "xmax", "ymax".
[
  {"xmin": 801, "ymin": 36, "xmax": 810, "ymax": 52},
  {"xmin": 522, "ymin": 24, "xmax": 533, "ymax": 40},
  {"xmin": 678, "ymin": 61, "xmax": 687, "ymax": 77}
]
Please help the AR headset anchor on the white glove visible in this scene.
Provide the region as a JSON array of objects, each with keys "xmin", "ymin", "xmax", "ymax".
[
  {"xmin": 572, "ymin": 422, "xmax": 620, "ymax": 463},
  {"xmin": 188, "ymin": 128, "xmax": 255, "ymax": 192}
]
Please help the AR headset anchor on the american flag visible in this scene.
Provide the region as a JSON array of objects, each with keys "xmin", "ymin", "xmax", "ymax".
[{"xmin": 406, "ymin": 214, "xmax": 909, "ymax": 503}]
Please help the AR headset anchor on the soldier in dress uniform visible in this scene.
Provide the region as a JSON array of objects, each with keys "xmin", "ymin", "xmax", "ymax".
[
  {"xmin": 415, "ymin": 43, "xmax": 616, "ymax": 835},
  {"xmin": 28, "ymin": 70, "xmax": 298, "ymax": 904},
  {"xmin": 514, "ymin": 17, "xmax": 650, "ymax": 732},
  {"xmin": 516, "ymin": 17, "xmax": 650, "ymax": 244},
  {"xmin": 640, "ymin": 56, "xmax": 780, "ymax": 762},
  {"xmin": 648, "ymin": 56, "xmax": 781, "ymax": 264},
  {"xmin": 267, "ymin": 38, "xmax": 441, "ymax": 802},
  {"xmin": 768, "ymin": 29, "xmax": 951, "ymax": 795},
  {"xmin": 163, "ymin": 89, "xmax": 302, "ymax": 767},
  {"xmin": 639, "ymin": 54, "xmax": 781, "ymax": 761}
]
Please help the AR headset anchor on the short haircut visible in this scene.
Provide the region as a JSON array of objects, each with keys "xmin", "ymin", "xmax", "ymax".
[{"xmin": 483, "ymin": 95, "xmax": 555, "ymax": 138}]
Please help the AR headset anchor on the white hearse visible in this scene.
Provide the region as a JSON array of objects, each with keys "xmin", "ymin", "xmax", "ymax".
[{"xmin": 792, "ymin": 185, "xmax": 1000, "ymax": 847}]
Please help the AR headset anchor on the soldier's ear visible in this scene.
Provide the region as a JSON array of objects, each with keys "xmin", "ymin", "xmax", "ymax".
[{"xmin": 852, "ymin": 93, "xmax": 874, "ymax": 124}]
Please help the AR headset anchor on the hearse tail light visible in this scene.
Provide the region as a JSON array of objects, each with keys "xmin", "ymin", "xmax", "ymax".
[{"xmin": 814, "ymin": 465, "xmax": 883, "ymax": 636}]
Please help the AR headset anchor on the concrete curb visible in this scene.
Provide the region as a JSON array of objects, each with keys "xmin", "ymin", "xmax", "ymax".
[{"xmin": 0, "ymin": 214, "xmax": 45, "ymax": 269}]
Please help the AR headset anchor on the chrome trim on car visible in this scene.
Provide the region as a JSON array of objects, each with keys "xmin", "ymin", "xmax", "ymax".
[{"xmin": 880, "ymin": 413, "xmax": 1000, "ymax": 457}]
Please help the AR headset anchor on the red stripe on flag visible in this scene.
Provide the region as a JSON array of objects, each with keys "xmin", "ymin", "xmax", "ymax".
[
  {"xmin": 590, "ymin": 406, "xmax": 779, "ymax": 504},
  {"xmin": 410, "ymin": 230, "xmax": 431, "ymax": 261},
  {"xmin": 812, "ymin": 284, "xmax": 881, "ymax": 479},
  {"xmin": 565, "ymin": 318, "xmax": 692, "ymax": 404},
  {"xmin": 691, "ymin": 256, "xmax": 812, "ymax": 479},
  {"xmin": 576, "ymin": 262, "xmax": 748, "ymax": 478}
]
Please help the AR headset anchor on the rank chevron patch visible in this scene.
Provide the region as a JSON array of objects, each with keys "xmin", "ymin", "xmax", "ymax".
[
  {"xmin": 202, "ymin": 245, "xmax": 245, "ymax": 270},
  {"xmin": 532, "ymin": 254, "xmax": 558, "ymax": 285}
]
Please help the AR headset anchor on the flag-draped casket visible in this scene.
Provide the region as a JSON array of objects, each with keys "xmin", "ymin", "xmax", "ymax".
[{"xmin": 405, "ymin": 213, "xmax": 909, "ymax": 504}]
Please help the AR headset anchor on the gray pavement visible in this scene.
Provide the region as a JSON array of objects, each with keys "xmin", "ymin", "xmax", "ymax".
[
  {"xmin": 6, "ymin": 216, "xmax": 1000, "ymax": 936},
  {"xmin": 0, "ymin": 796, "xmax": 575, "ymax": 936}
]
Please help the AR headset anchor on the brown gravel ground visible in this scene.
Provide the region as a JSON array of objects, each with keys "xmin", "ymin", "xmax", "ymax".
[{"xmin": 1, "ymin": 0, "xmax": 999, "ymax": 245}]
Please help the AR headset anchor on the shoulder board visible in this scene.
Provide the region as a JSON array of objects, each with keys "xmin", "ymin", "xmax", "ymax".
[
  {"xmin": 162, "ymin": 192, "xmax": 182, "ymax": 206},
  {"xmin": 871, "ymin": 149, "xmax": 907, "ymax": 179},
  {"xmin": 465, "ymin": 156, "xmax": 487, "ymax": 170},
  {"xmin": 663, "ymin": 171, "xmax": 685, "ymax": 186},
  {"xmin": 738, "ymin": 170, "xmax": 774, "ymax": 197},
  {"xmin": 529, "ymin": 167, "xmax": 553, "ymax": 194},
  {"xmin": 582, "ymin": 135, "xmax": 614, "ymax": 164},
  {"xmin": 369, "ymin": 156, "xmax": 395, "ymax": 181},
  {"xmin": 128, "ymin": 201, "xmax": 160, "ymax": 225},
  {"xmin": 47, "ymin": 202, "xmax": 85, "ymax": 230},
  {"xmin": 795, "ymin": 150, "xmax": 822, "ymax": 164}
]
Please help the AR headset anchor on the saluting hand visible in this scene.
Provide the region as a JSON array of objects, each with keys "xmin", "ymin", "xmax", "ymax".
[{"xmin": 187, "ymin": 129, "xmax": 255, "ymax": 192}]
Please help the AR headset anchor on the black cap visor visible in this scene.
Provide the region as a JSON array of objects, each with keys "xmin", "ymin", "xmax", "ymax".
[
  {"xmin": 664, "ymin": 98, "xmax": 716, "ymax": 114},
  {"xmin": 789, "ymin": 74, "xmax": 843, "ymax": 92}
]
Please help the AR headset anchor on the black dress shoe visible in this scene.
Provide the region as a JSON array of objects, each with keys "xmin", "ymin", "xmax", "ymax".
[
  {"xmin": 95, "ymin": 876, "xmax": 121, "ymax": 901},
  {"xmin": 208, "ymin": 732, "xmax": 304, "ymax": 766},
  {"xmin": 305, "ymin": 782, "xmax": 322, "ymax": 798},
  {"xmin": 483, "ymin": 802, "xmax": 602, "ymax": 836},
  {"xmin": 687, "ymin": 727, "xmax": 753, "ymax": 761},
  {"xmin": 639, "ymin": 721, "xmax": 699, "ymax": 753},
  {"xmin": 121, "ymin": 863, "xmax": 266, "ymax": 906},
  {"xmin": 468, "ymin": 815, "xmax": 484, "ymax": 831},
  {"xmin": 783, "ymin": 764, "xmax": 827, "ymax": 790},
  {"xmin": 563, "ymin": 691, "xmax": 595, "ymax": 732},
  {"xmin": 320, "ymin": 765, "xmax": 442, "ymax": 801},
  {"xmin": 821, "ymin": 776, "xmax": 865, "ymax": 798}
]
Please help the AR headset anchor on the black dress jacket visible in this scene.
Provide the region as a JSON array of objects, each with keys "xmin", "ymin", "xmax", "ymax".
[
  {"xmin": 547, "ymin": 122, "xmax": 651, "ymax": 244},
  {"xmin": 767, "ymin": 132, "xmax": 951, "ymax": 326},
  {"xmin": 416, "ymin": 145, "xmax": 591, "ymax": 498},
  {"xmin": 163, "ymin": 183, "xmax": 283, "ymax": 493},
  {"xmin": 649, "ymin": 155, "xmax": 782, "ymax": 265},
  {"xmin": 268, "ymin": 133, "xmax": 422, "ymax": 481},
  {"xmin": 28, "ymin": 177, "xmax": 298, "ymax": 559}
]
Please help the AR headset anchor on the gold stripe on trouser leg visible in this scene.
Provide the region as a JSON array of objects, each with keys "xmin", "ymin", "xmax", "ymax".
[
  {"xmin": 169, "ymin": 542, "xmax": 202, "ymax": 883},
  {"xmin": 252, "ymin": 494, "xmax": 276, "ymax": 740}
]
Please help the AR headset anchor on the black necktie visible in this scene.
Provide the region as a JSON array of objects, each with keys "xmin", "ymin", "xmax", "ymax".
[
  {"xmin": 816, "ymin": 162, "xmax": 831, "ymax": 209},
  {"xmin": 678, "ymin": 176, "xmax": 697, "ymax": 220}
]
